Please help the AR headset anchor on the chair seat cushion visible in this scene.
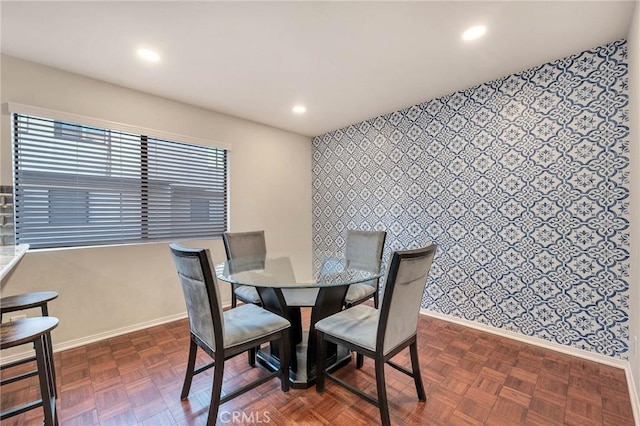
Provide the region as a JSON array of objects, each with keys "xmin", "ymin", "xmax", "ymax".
[
  {"xmin": 315, "ymin": 304, "xmax": 379, "ymax": 352},
  {"xmin": 344, "ymin": 283, "xmax": 376, "ymax": 305},
  {"xmin": 223, "ymin": 303, "xmax": 290, "ymax": 348},
  {"xmin": 234, "ymin": 285, "xmax": 261, "ymax": 304}
]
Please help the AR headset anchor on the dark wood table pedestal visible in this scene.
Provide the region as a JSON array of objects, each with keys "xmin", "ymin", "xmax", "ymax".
[{"xmin": 255, "ymin": 285, "xmax": 351, "ymax": 389}]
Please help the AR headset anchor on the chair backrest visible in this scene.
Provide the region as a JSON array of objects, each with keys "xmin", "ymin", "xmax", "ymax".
[
  {"xmin": 170, "ymin": 243, "xmax": 223, "ymax": 352},
  {"xmin": 346, "ymin": 230, "xmax": 386, "ymax": 277},
  {"xmin": 223, "ymin": 231, "xmax": 267, "ymax": 259},
  {"xmin": 377, "ymin": 244, "xmax": 437, "ymax": 354},
  {"xmin": 223, "ymin": 231, "xmax": 267, "ymax": 273}
]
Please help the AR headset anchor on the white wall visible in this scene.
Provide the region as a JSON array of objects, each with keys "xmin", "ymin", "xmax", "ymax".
[
  {"xmin": 628, "ymin": 0, "xmax": 640, "ymax": 407},
  {"xmin": 0, "ymin": 55, "xmax": 312, "ymax": 352}
]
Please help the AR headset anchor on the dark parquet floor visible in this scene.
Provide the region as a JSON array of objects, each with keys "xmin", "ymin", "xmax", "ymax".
[{"xmin": 1, "ymin": 312, "xmax": 636, "ymax": 425}]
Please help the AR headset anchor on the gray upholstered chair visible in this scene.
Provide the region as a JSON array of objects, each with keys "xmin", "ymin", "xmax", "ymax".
[
  {"xmin": 222, "ymin": 231, "xmax": 266, "ymax": 308},
  {"xmin": 170, "ymin": 243, "xmax": 290, "ymax": 426},
  {"xmin": 315, "ymin": 244, "xmax": 437, "ymax": 426},
  {"xmin": 343, "ymin": 230, "xmax": 386, "ymax": 308}
]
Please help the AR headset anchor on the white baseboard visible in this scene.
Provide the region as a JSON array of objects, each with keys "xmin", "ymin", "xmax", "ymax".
[
  {"xmin": 0, "ymin": 300, "xmax": 236, "ymax": 365},
  {"xmin": 421, "ymin": 309, "xmax": 640, "ymax": 425},
  {"xmin": 625, "ymin": 365, "xmax": 640, "ymax": 426},
  {"xmin": 420, "ymin": 309, "xmax": 627, "ymax": 367},
  {"xmin": 0, "ymin": 311, "xmax": 189, "ymax": 364}
]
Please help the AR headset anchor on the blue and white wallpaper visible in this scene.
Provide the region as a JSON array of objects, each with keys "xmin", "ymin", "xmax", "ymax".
[{"xmin": 312, "ymin": 40, "xmax": 630, "ymax": 359}]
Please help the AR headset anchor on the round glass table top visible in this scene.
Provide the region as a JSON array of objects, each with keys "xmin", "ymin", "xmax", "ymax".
[{"xmin": 216, "ymin": 255, "xmax": 382, "ymax": 289}]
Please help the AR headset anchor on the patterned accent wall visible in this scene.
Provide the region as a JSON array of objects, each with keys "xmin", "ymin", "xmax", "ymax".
[{"xmin": 312, "ymin": 40, "xmax": 630, "ymax": 359}]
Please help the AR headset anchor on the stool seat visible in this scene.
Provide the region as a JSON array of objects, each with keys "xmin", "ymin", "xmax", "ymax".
[
  {"xmin": 1, "ymin": 292, "xmax": 58, "ymax": 314},
  {"xmin": 1, "ymin": 317, "xmax": 59, "ymax": 349}
]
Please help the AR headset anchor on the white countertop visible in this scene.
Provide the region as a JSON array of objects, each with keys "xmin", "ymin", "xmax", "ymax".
[{"xmin": 0, "ymin": 244, "xmax": 29, "ymax": 281}]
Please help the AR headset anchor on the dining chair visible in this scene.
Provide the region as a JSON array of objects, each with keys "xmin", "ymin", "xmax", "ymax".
[
  {"xmin": 223, "ymin": 230, "xmax": 269, "ymax": 366},
  {"xmin": 315, "ymin": 244, "xmax": 437, "ymax": 426},
  {"xmin": 169, "ymin": 243, "xmax": 291, "ymax": 426},
  {"xmin": 222, "ymin": 231, "xmax": 266, "ymax": 308},
  {"xmin": 343, "ymin": 230, "xmax": 386, "ymax": 308}
]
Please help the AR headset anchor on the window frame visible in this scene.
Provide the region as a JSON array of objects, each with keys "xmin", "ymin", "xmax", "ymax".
[{"xmin": 9, "ymin": 102, "xmax": 231, "ymax": 250}]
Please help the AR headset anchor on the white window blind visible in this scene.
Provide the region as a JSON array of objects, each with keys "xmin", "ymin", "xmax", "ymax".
[{"xmin": 13, "ymin": 113, "xmax": 228, "ymax": 249}]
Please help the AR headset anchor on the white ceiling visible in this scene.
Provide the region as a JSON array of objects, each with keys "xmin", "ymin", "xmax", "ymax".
[{"xmin": 1, "ymin": 1, "xmax": 636, "ymax": 137}]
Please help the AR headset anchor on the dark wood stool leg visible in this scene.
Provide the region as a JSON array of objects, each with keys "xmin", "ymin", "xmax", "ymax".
[
  {"xmin": 34, "ymin": 335, "xmax": 58, "ymax": 426},
  {"xmin": 40, "ymin": 304, "xmax": 57, "ymax": 396},
  {"xmin": 42, "ymin": 333, "xmax": 57, "ymax": 398}
]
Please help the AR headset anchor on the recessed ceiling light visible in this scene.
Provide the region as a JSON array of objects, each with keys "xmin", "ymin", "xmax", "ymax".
[
  {"xmin": 462, "ymin": 25, "xmax": 487, "ymax": 41},
  {"xmin": 292, "ymin": 105, "xmax": 306, "ymax": 114},
  {"xmin": 137, "ymin": 48, "xmax": 161, "ymax": 62}
]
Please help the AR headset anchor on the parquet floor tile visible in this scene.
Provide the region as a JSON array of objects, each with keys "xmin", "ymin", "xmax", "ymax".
[{"xmin": 1, "ymin": 314, "xmax": 636, "ymax": 425}]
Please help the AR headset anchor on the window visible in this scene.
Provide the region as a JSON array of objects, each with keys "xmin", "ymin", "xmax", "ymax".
[{"xmin": 12, "ymin": 113, "xmax": 228, "ymax": 249}]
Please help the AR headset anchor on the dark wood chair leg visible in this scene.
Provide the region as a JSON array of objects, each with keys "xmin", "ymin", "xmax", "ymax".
[
  {"xmin": 375, "ymin": 356, "xmax": 391, "ymax": 426},
  {"xmin": 410, "ymin": 341, "xmax": 426, "ymax": 401},
  {"xmin": 181, "ymin": 339, "xmax": 198, "ymax": 399},
  {"xmin": 231, "ymin": 284, "xmax": 237, "ymax": 308},
  {"xmin": 248, "ymin": 347, "xmax": 256, "ymax": 367},
  {"xmin": 34, "ymin": 336, "xmax": 57, "ymax": 426},
  {"xmin": 208, "ymin": 352, "xmax": 225, "ymax": 426},
  {"xmin": 374, "ymin": 289, "xmax": 379, "ymax": 309},
  {"xmin": 279, "ymin": 329, "xmax": 290, "ymax": 392},
  {"xmin": 315, "ymin": 331, "xmax": 327, "ymax": 393},
  {"xmin": 356, "ymin": 353, "xmax": 364, "ymax": 369}
]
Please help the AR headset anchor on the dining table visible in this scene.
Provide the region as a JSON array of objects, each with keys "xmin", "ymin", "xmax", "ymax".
[{"xmin": 216, "ymin": 253, "xmax": 382, "ymax": 389}]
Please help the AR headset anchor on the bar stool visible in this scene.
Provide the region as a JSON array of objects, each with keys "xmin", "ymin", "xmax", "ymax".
[
  {"xmin": 0, "ymin": 292, "xmax": 58, "ymax": 395},
  {"xmin": 1, "ymin": 317, "xmax": 59, "ymax": 426}
]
